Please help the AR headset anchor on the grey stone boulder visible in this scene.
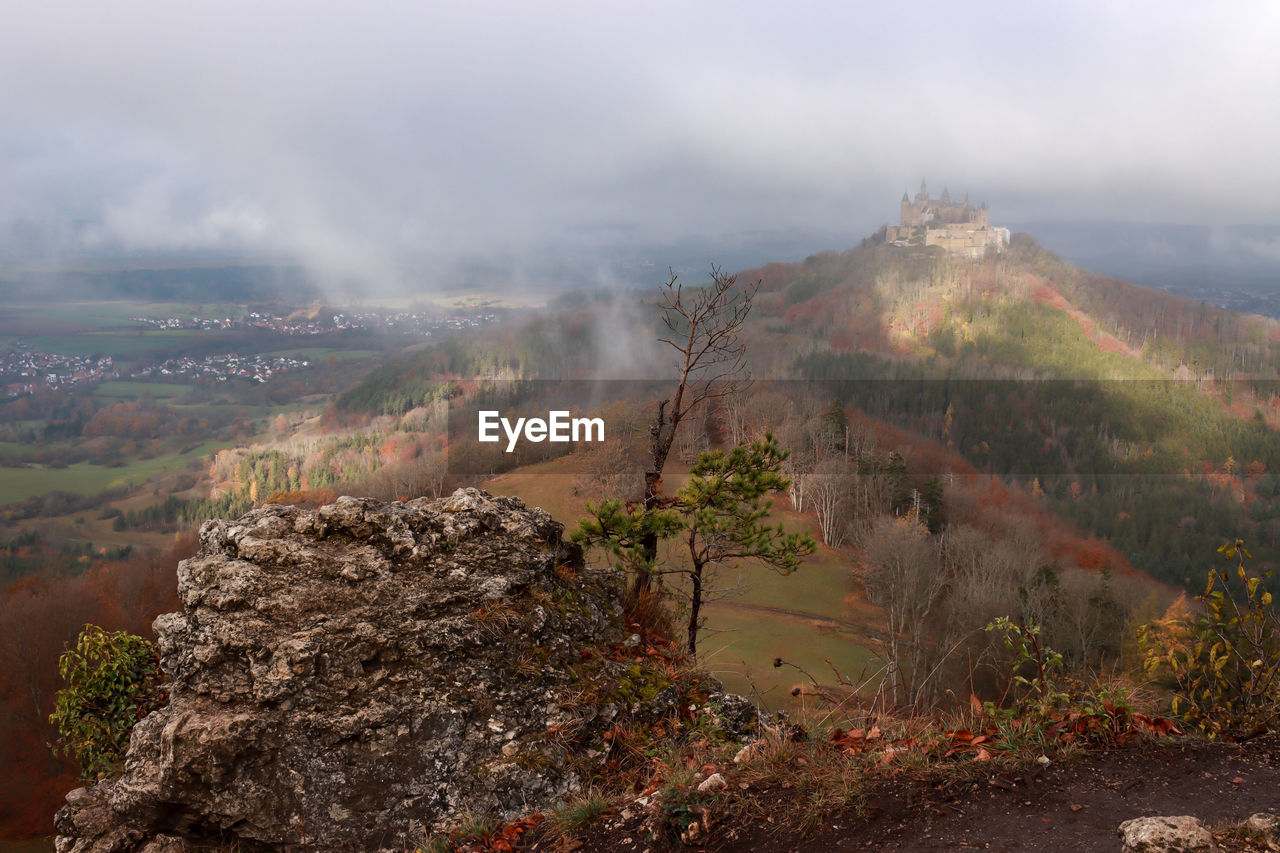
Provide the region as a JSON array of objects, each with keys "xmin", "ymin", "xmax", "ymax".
[
  {"xmin": 1118, "ymin": 815, "xmax": 1218, "ymax": 853},
  {"xmin": 1244, "ymin": 813, "xmax": 1280, "ymax": 851},
  {"xmin": 55, "ymin": 489, "xmax": 624, "ymax": 853}
]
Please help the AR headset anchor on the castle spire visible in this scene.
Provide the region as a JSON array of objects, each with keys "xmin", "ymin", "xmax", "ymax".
[{"xmin": 902, "ymin": 191, "xmax": 910, "ymax": 204}]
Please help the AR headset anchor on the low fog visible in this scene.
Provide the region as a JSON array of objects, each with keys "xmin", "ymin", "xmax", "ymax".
[{"xmin": 2, "ymin": 1, "xmax": 1279, "ymax": 294}]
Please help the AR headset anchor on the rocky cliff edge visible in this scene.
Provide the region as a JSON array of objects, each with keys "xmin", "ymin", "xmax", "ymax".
[{"xmin": 54, "ymin": 489, "xmax": 660, "ymax": 852}]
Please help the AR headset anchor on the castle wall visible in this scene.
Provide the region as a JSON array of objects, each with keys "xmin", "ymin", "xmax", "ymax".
[
  {"xmin": 887, "ymin": 184, "xmax": 1005, "ymax": 256},
  {"xmin": 923, "ymin": 224, "xmax": 1008, "ymax": 257}
]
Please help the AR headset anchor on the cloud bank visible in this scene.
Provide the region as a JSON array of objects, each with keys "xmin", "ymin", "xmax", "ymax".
[{"xmin": 1, "ymin": 1, "xmax": 1278, "ymax": 290}]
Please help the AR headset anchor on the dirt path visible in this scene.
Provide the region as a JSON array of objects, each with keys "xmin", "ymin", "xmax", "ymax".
[
  {"xmin": 841, "ymin": 735, "xmax": 1280, "ymax": 851},
  {"xmin": 554, "ymin": 735, "xmax": 1280, "ymax": 852}
]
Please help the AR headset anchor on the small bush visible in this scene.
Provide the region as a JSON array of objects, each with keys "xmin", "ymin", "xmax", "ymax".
[
  {"xmin": 49, "ymin": 624, "xmax": 166, "ymax": 780},
  {"xmin": 1138, "ymin": 540, "xmax": 1280, "ymax": 738}
]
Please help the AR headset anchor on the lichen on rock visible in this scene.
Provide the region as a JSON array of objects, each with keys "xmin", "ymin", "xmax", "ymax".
[
  {"xmin": 1118, "ymin": 815, "xmax": 1218, "ymax": 853},
  {"xmin": 56, "ymin": 489, "xmax": 630, "ymax": 853}
]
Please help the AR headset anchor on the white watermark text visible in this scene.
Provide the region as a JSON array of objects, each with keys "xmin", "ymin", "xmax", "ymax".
[{"xmin": 477, "ymin": 410, "xmax": 605, "ymax": 452}]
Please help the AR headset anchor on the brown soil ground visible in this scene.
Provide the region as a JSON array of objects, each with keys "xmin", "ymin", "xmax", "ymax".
[{"xmin": 530, "ymin": 734, "xmax": 1280, "ymax": 852}]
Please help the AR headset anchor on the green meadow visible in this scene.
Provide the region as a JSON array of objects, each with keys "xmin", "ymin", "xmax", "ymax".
[
  {"xmin": 260, "ymin": 347, "xmax": 382, "ymax": 362},
  {"xmin": 0, "ymin": 441, "xmax": 220, "ymax": 504},
  {"xmin": 92, "ymin": 381, "xmax": 191, "ymax": 399},
  {"xmin": 0, "ymin": 441, "xmax": 34, "ymax": 461},
  {"xmin": 485, "ymin": 453, "xmax": 881, "ymax": 712},
  {"xmin": 1, "ymin": 300, "xmax": 246, "ymax": 331},
  {"xmin": 17, "ymin": 330, "xmax": 203, "ymax": 361},
  {"xmin": 699, "ymin": 602, "xmax": 879, "ymax": 710}
]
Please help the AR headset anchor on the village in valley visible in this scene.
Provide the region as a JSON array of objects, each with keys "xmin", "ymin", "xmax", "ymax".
[
  {"xmin": 0, "ymin": 350, "xmax": 118, "ymax": 397},
  {"xmin": 1, "ymin": 305, "xmax": 500, "ymax": 398},
  {"xmin": 130, "ymin": 307, "xmax": 498, "ymax": 336}
]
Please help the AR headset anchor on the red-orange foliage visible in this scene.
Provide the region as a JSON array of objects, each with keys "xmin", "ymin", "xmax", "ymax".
[
  {"xmin": 849, "ymin": 410, "xmax": 1137, "ymax": 578},
  {"xmin": 756, "ymin": 261, "xmax": 794, "ymax": 292},
  {"xmin": 378, "ymin": 433, "xmax": 420, "ymax": 465},
  {"xmin": 81, "ymin": 401, "xmax": 203, "ymax": 441},
  {"xmin": 264, "ymin": 488, "xmax": 338, "ymax": 509},
  {"xmin": 0, "ymin": 536, "xmax": 189, "ymax": 839}
]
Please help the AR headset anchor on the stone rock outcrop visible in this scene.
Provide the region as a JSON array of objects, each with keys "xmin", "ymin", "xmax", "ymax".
[
  {"xmin": 56, "ymin": 489, "xmax": 627, "ymax": 852},
  {"xmin": 1118, "ymin": 815, "xmax": 1218, "ymax": 853},
  {"xmin": 1244, "ymin": 813, "xmax": 1280, "ymax": 852}
]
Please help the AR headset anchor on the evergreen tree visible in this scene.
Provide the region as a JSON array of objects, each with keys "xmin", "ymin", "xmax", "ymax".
[{"xmin": 575, "ymin": 432, "xmax": 815, "ymax": 655}]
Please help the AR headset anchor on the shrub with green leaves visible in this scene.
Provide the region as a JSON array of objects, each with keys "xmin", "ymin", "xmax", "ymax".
[
  {"xmin": 49, "ymin": 624, "xmax": 166, "ymax": 780},
  {"xmin": 574, "ymin": 432, "xmax": 815, "ymax": 656},
  {"xmin": 1138, "ymin": 540, "xmax": 1280, "ymax": 738},
  {"xmin": 984, "ymin": 616, "xmax": 1067, "ymax": 720}
]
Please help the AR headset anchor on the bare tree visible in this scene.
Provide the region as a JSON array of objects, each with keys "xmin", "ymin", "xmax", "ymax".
[
  {"xmin": 862, "ymin": 515, "xmax": 946, "ymax": 707},
  {"xmin": 935, "ymin": 525, "xmax": 1034, "ymax": 696},
  {"xmin": 776, "ymin": 416, "xmax": 816, "ymax": 513},
  {"xmin": 572, "ymin": 399, "xmax": 649, "ymax": 502},
  {"xmin": 673, "ymin": 398, "xmax": 712, "ymax": 463},
  {"xmin": 721, "ymin": 388, "xmax": 751, "ymax": 447},
  {"xmin": 809, "ymin": 456, "xmax": 854, "ymax": 547},
  {"xmin": 398, "ymin": 451, "xmax": 448, "ymax": 499},
  {"xmin": 636, "ymin": 266, "xmax": 760, "ymax": 596},
  {"xmin": 773, "ymin": 390, "xmax": 827, "ymax": 513}
]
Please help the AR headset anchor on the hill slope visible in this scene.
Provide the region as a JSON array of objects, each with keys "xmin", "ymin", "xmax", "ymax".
[{"xmin": 735, "ymin": 236, "xmax": 1280, "ymax": 586}]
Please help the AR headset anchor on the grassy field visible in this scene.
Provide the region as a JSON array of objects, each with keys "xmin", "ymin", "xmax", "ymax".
[
  {"xmin": 436, "ymin": 288, "xmax": 555, "ymax": 310},
  {"xmin": 484, "ymin": 452, "xmax": 883, "ymax": 712},
  {"xmin": 699, "ymin": 602, "xmax": 880, "ymax": 709},
  {"xmin": 93, "ymin": 381, "xmax": 191, "ymax": 399},
  {"xmin": 484, "ymin": 464, "xmax": 583, "ymax": 522},
  {"xmin": 260, "ymin": 347, "xmax": 382, "ymax": 362},
  {"xmin": 17, "ymin": 330, "xmax": 204, "ymax": 360},
  {"xmin": 0, "ymin": 441, "xmax": 34, "ymax": 460},
  {"xmin": 1, "ymin": 299, "xmax": 246, "ymax": 331},
  {"xmin": 0, "ymin": 441, "xmax": 219, "ymax": 504}
]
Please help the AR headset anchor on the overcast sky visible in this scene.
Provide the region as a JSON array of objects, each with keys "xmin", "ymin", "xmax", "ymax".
[{"xmin": 2, "ymin": 1, "xmax": 1278, "ymax": 289}]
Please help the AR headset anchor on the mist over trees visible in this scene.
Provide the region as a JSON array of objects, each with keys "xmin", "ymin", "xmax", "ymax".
[{"xmin": 5, "ymin": 233, "xmax": 1276, "ymax": 840}]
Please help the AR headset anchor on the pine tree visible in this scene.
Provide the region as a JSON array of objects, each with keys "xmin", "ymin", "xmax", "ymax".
[
  {"xmin": 674, "ymin": 433, "xmax": 816, "ymax": 654},
  {"xmin": 575, "ymin": 432, "xmax": 815, "ymax": 655}
]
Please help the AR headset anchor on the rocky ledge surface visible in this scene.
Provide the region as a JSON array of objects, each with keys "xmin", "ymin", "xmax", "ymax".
[{"xmin": 56, "ymin": 489, "xmax": 635, "ymax": 852}]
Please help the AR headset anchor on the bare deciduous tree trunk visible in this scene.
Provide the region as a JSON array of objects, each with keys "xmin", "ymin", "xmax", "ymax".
[
  {"xmin": 810, "ymin": 456, "xmax": 854, "ymax": 547},
  {"xmin": 636, "ymin": 266, "xmax": 760, "ymax": 597}
]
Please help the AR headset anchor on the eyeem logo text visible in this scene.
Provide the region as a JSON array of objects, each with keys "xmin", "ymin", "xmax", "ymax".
[{"xmin": 478, "ymin": 410, "xmax": 605, "ymax": 452}]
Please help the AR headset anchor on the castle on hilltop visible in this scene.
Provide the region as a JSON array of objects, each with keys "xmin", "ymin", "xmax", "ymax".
[{"xmin": 884, "ymin": 179, "xmax": 1010, "ymax": 258}]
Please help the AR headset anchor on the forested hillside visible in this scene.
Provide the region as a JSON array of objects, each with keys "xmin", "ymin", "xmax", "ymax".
[
  {"xmin": 16, "ymin": 238, "xmax": 1279, "ymax": 843},
  {"xmin": 329, "ymin": 235, "xmax": 1280, "ymax": 590},
  {"xmin": 737, "ymin": 236, "xmax": 1280, "ymax": 586}
]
